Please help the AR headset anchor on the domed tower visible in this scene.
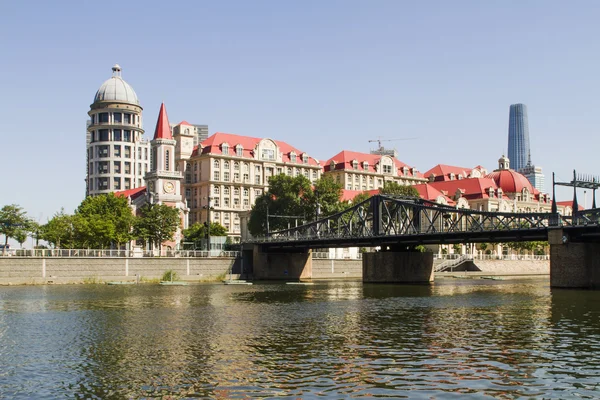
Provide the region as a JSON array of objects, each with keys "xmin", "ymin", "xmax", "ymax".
[{"xmin": 86, "ymin": 64, "xmax": 150, "ymax": 196}]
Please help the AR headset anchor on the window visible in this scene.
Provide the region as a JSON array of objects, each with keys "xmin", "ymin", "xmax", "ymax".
[
  {"xmin": 113, "ymin": 113, "xmax": 122, "ymax": 123},
  {"xmin": 144, "ymin": 148, "xmax": 148, "ymax": 160},
  {"xmin": 165, "ymin": 150, "xmax": 170, "ymax": 171},
  {"xmin": 262, "ymin": 148, "xmax": 275, "ymax": 160},
  {"xmin": 383, "ymin": 164, "xmax": 392, "ymax": 174},
  {"xmin": 113, "ymin": 161, "xmax": 121, "ymax": 173},
  {"xmin": 290, "ymin": 152, "xmax": 297, "ymax": 163},
  {"xmin": 114, "ymin": 145, "xmax": 121, "ymax": 157},
  {"xmin": 214, "ymin": 160, "xmax": 220, "ymax": 168},
  {"xmin": 91, "ymin": 115, "xmax": 96, "ymax": 125},
  {"xmin": 255, "ymin": 190, "xmax": 262, "ymax": 197},
  {"xmin": 124, "ymin": 162, "xmax": 131, "ymax": 174},
  {"xmin": 234, "ymin": 162, "xmax": 240, "ymax": 171},
  {"xmin": 255, "ymin": 176, "xmax": 261, "ymax": 184},
  {"xmin": 236, "ymin": 146, "xmax": 243, "ymax": 157},
  {"xmin": 99, "ymin": 129, "xmax": 109, "ymax": 141},
  {"xmin": 304, "ymin": 170, "xmax": 309, "ymax": 178},
  {"xmin": 123, "ymin": 130, "xmax": 131, "ymax": 142},
  {"xmin": 243, "ymin": 173, "xmax": 249, "ymax": 182},
  {"xmin": 312, "ymin": 171, "xmax": 317, "ymax": 179},
  {"xmin": 213, "ymin": 198, "xmax": 220, "ymax": 207},
  {"xmin": 243, "ymin": 199, "xmax": 249, "ymax": 207},
  {"xmin": 223, "ymin": 172, "xmax": 230, "ymax": 181},
  {"xmin": 287, "ymin": 167, "xmax": 292, "ymax": 175},
  {"xmin": 277, "ymin": 167, "xmax": 283, "ymax": 175},
  {"xmin": 113, "ymin": 177, "xmax": 121, "ymax": 190},
  {"xmin": 234, "ymin": 187, "xmax": 240, "ymax": 196},
  {"xmin": 113, "ymin": 129, "xmax": 122, "ymax": 141},
  {"xmin": 302, "ymin": 154, "xmax": 308, "ymax": 164},
  {"xmin": 363, "ymin": 161, "xmax": 369, "ymax": 170},
  {"xmin": 213, "ymin": 171, "xmax": 219, "ymax": 180},
  {"xmin": 124, "ymin": 113, "xmax": 132, "ymax": 124},
  {"xmin": 234, "ymin": 198, "xmax": 240, "ymax": 207},
  {"xmin": 222, "ymin": 144, "xmax": 229, "ymax": 155},
  {"xmin": 243, "ymin": 188, "xmax": 249, "ymax": 197},
  {"xmin": 98, "ymin": 113, "xmax": 109, "ymax": 123},
  {"xmin": 98, "ymin": 145, "xmax": 110, "ymax": 158},
  {"xmin": 224, "ymin": 198, "xmax": 230, "ymax": 207},
  {"xmin": 352, "ymin": 160, "xmax": 358, "ymax": 170},
  {"xmin": 224, "ymin": 161, "xmax": 230, "ymax": 169},
  {"xmin": 224, "ymin": 187, "xmax": 230, "ymax": 195}
]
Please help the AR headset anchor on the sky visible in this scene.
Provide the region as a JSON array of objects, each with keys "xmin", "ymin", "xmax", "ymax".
[{"xmin": 1, "ymin": 0, "xmax": 600, "ymax": 225}]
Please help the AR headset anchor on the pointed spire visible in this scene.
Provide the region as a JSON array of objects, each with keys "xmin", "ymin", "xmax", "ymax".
[{"xmin": 153, "ymin": 103, "xmax": 172, "ymax": 140}]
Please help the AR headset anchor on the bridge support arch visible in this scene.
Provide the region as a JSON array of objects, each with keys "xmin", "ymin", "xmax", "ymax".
[
  {"xmin": 253, "ymin": 246, "xmax": 312, "ymax": 280},
  {"xmin": 363, "ymin": 251, "xmax": 434, "ymax": 284},
  {"xmin": 549, "ymin": 229, "xmax": 600, "ymax": 289}
]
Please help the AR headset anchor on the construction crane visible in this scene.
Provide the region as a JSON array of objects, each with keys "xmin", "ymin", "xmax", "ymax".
[{"xmin": 368, "ymin": 137, "xmax": 417, "ymax": 150}]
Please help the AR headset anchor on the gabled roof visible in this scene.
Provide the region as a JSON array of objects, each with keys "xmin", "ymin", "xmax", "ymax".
[
  {"xmin": 412, "ymin": 183, "xmax": 456, "ymax": 205},
  {"xmin": 178, "ymin": 120, "xmax": 192, "ymax": 126},
  {"xmin": 193, "ymin": 132, "xmax": 320, "ymax": 166},
  {"xmin": 423, "ymin": 164, "xmax": 480, "ymax": 181},
  {"xmin": 114, "ymin": 187, "xmax": 146, "ymax": 200},
  {"xmin": 324, "ymin": 150, "xmax": 424, "ymax": 178},
  {"xmin": 427, "ymin": 177, "xmax": 506, "ymax": 200},
  {"xmin": 153, "ymin": 103, "xmax": 172, "ymax": 140}
]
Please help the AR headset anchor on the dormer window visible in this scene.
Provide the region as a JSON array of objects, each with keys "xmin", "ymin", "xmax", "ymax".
[
  {"xmin": 403, "ymin": 166, "xmax": 409, "ymax": 176},
  {"xmin": 383, "ymin": 164, "xmax": 392, "ymax": 174},
  {"xmin": 222, "ymin": 143, "xmax": 229, "ymax": 155},
  {"xmin": 330, "ymin": 160, "xmax": 336, "ymax": 170},
  {"xmin": 302, "ymin": 153, "xmax": 308, "ymax": 164},
  {"xmin": 363, "ymin": 161, "xmax": 369, "ymax": 170},
  {"xmin": 412, "ymin": 168, "xmax": 417, "ymax": 177},
  {"xmin": 290, "ymin": 152, "xmax": 297, "ymax": 163},
  {"xmin": 488, "ymin": 187, "xmax": 494, "ymax": 198},
  {"xmin": 450, "ymin": 173, "xmax": 455, "ymax": 180},
  {"xmin": 236, "ymin": 145, "xmax": 243, "ymax": 157},
  {"xmin": 352, "ymin": 160, "xmax": 358, "ymax": 170}
]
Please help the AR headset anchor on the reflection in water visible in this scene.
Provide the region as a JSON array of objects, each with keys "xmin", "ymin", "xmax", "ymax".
[{"xmin": 1, "ymin": 279, "xmax": 600, "ymax": 398}]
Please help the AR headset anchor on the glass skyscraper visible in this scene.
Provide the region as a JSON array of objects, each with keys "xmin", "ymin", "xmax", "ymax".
[{"xmin": 507, "ymin": 103, "xmax": 530, "ymax": 171}]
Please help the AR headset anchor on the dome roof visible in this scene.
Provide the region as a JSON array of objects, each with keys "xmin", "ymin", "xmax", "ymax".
[
  {"xmin": 486, "ymin": 169, "xmax": 533, "ymax": 193},
  {"xmin": 93, "ymin": 64, "xmax": 139, "ymax": 105}
]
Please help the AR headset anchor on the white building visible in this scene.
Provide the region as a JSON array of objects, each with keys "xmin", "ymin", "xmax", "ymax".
[{"xmin": 86, "ymin": 64, "xmax": 150, "ymax": 196}]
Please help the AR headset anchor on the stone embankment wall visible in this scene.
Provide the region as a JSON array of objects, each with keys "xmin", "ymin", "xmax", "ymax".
[
  {"xmin": 472, "ymin": 260, "xmax": 549, "ymax": 275},
  {"xmin": 0, "ymin": 257, "xmax": 363, "ymax": 284}
]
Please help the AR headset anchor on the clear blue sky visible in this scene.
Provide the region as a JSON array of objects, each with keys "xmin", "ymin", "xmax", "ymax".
[{"xmin": 1, "ymin": 0, "xmax": 600, "ymax": 224}]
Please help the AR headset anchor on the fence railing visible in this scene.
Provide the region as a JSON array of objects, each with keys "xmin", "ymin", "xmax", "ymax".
[
  {"xmin": 434, "ymin": 254, "xmax": 549, "ymax": 261},
  {"xmin": 312, "ymin": 252, "xmax": 363, "ymax": 260},
  {"xmin": 0, "ymin": 249, "xmax": 240, "ymax": 258}
]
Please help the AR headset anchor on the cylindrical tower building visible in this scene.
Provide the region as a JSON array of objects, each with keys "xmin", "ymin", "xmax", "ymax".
[{"xmin": 86, "ymin": 64, "xmax": 150, "ymax": 196}]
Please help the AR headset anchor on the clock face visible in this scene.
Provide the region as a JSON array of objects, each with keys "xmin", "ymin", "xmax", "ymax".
[{"xmin": 163, "ymin": 181, "xmax": 175, "ymax": 194}]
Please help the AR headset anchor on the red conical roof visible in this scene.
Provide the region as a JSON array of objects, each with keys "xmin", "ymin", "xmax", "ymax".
[{"xmin": 153, "ymin": 103, "xmax": 172, "ymax": 140}]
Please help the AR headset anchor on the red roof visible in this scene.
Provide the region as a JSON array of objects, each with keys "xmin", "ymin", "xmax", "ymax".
[
  {"xmin": 486, "ymin": 169, "xmax": 534, "ymax": 194},
  {"xmin": 114, "ymin": 187, "xmax": 146, "ymax": 200},
  {"xmin": 412, "ymin": 183, "xmax": 456, "ymax": 205},
  {"xmin": 178, "ymin": 120, "xmax": 192, "ymax": 126},
  {"xmin": 423, "ymin": 164, "xmax": 485, "ymax": 181},
  {"xmin": 153, "ymin": 103, "xmax": 172, "ymax": 140},
  {"xmin": 556, "ymin": 200, "xmax": 584, "ymax": 211},
  {"xmin": 194, "ymin": 132, "xmax": 320, "ymax": 166},
  {"xmin": 427, "ymin": 177, "xmax": 504, "ymax": 200},
  {"xmin": 324, "ymin": 150, "xmax": 424, "ymax": 179},
  {"xmin": 340, "ymin": 189, "xmax": 378, "ymax": 202}
]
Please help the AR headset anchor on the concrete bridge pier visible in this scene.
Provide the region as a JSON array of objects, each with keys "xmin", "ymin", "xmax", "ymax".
[
  {"xmin": 549, "ymin": 229, "xmax": 600, "ymax": 289},
  {"xmin": 362, "ymin": 251, "xmax": 434, "ymax": 284},
  {"xmin": 253, "ymin": 246, "xmax": 312, "ymax": 280}
]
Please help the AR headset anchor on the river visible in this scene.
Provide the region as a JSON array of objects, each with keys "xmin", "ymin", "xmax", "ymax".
[{"xmin": 1, "ymin": 278, "xmax": 599, "ymax": 399}]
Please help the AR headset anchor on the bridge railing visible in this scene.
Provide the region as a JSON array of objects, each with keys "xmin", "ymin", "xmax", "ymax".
[{"xmin": 254, "ymin": 195, "xmax": 561, "ymax": 244}]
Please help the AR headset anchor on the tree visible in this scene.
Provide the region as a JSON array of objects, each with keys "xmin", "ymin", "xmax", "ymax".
[
  {"xmin": 133, "ymin": 203, "xmax": 180, "ymax": 250},
  {"xmin": 41, "ymin": 209, "xmax": 75, "ymax": 249},
  {"xmin": 379, "ymin": 181, "xmax": 419, "ymax": 197},
  {"xmin": 0, "ymin": 204, "xmax": 31, "ymax": 256},
  {"xmin": 73, "ymin": 193, "xmax": 135, "ymax": 248},
  {"xmin": 183, "ymin": 222, "xmax": 228, "ymax": 246},
  {"xmin": 248, "ymin": 174, "xmax": 344, "ymax": 236},
  {"xmin": 349, "ymin": 192, "xmax": 372, "ymax": 206}
]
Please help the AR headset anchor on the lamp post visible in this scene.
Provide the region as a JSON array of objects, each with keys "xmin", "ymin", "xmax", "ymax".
[{"xmin": 204, "ymin": 196, "xmax": 212, "ymax": 255}]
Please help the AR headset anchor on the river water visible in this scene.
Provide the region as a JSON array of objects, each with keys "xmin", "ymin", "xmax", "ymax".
[{"xmin": 1, "ymin": 278, "xmax": 600, "ymax": 399}]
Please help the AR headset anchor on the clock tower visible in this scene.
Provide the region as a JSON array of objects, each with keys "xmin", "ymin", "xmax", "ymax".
[{"xmin": 145, "ymin": 103, "xmax": 187, "ymax": 233}]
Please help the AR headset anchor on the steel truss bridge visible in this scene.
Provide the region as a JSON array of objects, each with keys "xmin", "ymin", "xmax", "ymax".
[{"xmin": 249, "ymin": 195, "xmax": 600, "ymax": 249}]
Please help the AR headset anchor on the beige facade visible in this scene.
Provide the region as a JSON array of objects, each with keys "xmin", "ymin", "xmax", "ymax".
[{"xmin": 182, "ymin": 134, "xmax": 322, "ymax": 240}]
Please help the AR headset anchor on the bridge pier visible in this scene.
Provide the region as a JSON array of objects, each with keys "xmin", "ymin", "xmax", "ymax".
[
  {"xmin": 362, "ymin": 251, "xmax": 434, "ymax": 284},
  {"xmin": 549, "ymin": 228, "xmax": 600, "ymax": 288},
  {"xmin": 253, "ymin": 246, "xmax": 312, "ymax": 280}
]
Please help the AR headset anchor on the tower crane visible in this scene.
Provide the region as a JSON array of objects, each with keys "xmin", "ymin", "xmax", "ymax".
[{"xmin": 368, "ymin": 137, "xmax": 417, "ymax": 151}]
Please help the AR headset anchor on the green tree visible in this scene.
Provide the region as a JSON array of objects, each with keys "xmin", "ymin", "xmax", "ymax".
[
  {"xmin": 42, "ymin": 209, "xmax": 75, "ymax": 249},
  {"xmin": 379, "ymin": 181, "xmax": 419, "ymax": 197},
  {"xmin": 306, "ymin": 175, "xmax": 344, "ymax": 218},
  {"xmin": 183, "ymin": 222, "xmax": 228, "ymax": 246},
  {"xmin": 73, "ymin": 193, "xmax": 135, "ymax": 248},
  {"xmin": 133, "ymin": 203, "xmax": 180, "ymax": 250},
  {"xmin": 350, "ymin": 191, "xmax": 372, "ymax": 206},
  {"xmin": 0, "ymin": 204, "xmax": 32, "ymax": 255}
]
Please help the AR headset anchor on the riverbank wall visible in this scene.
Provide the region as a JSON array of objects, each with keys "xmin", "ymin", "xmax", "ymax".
[
  {"xmin": 0, "ymin": 257, "xmax": 363, "ymax": 285},
  {"xmin": 0, "ymin": 257, "xmax": 546, "ymax": 285}
]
